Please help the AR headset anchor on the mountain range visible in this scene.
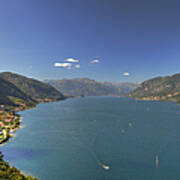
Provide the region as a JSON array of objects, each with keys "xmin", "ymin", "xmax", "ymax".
[
  {"xmin": 45, "ymin": 78, "xmax": 139, "ymax": 97},
  {"xmin": 4, "ymin": 72, "xmax": 180, "ymax": 108}
]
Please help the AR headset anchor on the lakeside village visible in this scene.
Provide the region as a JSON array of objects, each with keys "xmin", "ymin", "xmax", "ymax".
[
  {"xmin": 0, "ymin": 98, "xmax": 54, "ymax": 145},
  {"xmin": 0, "ymin": 104, "xmax": 23, "ymax": 144}
]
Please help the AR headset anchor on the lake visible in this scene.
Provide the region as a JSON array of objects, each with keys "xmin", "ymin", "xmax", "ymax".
[{"xmin": 1, "ymin": 97, "xmax": 180, "ymax": 180}]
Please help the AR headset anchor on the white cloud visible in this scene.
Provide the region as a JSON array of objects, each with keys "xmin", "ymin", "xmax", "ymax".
[
  {"xmin": 122, "ymin": 72, "xmax": 130, "ymax": 76},
  {"xmin": 91, "ymin": 59, "xmax": 100, "ymax": 63},
  {"xmin": 75, "ymin": 64, "xmax": 80, "ymax": 68},
  {"xmin": 54, "ymin": 62, "xmax": 72, "ymax": 68},
  {"xmin": 65, "ymin": 58, "xmax": 79, "ymax": 63}
]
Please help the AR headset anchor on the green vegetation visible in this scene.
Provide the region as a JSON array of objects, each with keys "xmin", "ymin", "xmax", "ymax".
[
  {"xmin": 129, "ymin": 73, "xmax": 180, "ymax": 104},
  {"xmin": 8, "ymin": 96, "xmax": 26, "ymax": 104},
  {"xmin": 0, "ymin": 152, "xmax": 37, "ymax": 180},
  {"xmin": 46, "ymin": 78, "xmax": 138, "ymax": 97}
]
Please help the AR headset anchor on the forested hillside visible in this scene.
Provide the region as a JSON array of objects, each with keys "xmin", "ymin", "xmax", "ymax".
[
  {"xmin": 0, "ymin": 72, "xmax": 65, "ymax": 106},
  {"xmin": 129, "ymin": 73, "xmax": 180, "ymax": 104}
]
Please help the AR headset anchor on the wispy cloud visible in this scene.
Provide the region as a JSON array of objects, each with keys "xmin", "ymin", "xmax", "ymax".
[
  {"xmin": 54, "ymin": 62, "xmax": 72, "ymax": 68},
  {"xmin": 75, "ymin": 64, "xmax": 80, "ymax": 68},
  {"xmin": 91, "ymin": 59, "xmax": 100, "ymax": 63},
  {"xmin": 65, "ymin": 58, "xmax": 79, "ymax": 63},
  {"xmin": 122, "ymin": 72, "xmax": 130, "ymax": 76}
]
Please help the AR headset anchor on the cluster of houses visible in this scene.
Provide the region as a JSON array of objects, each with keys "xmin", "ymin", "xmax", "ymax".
[{"xmin": 0, "ymin": 105, "xmax": 19, "ymax": 143}]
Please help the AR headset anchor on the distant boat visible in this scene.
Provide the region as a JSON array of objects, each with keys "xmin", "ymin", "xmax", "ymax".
[
  {"xmin": 102, "ymin": 164, "xmax": 110, "ymax": 170},
  {"xmin": 98, "ymin": 161, "xmax": 110, "ymax": 171},
  {"xmin": 155, "ymin": 155, "xmax": 159, "ymax": 168}
]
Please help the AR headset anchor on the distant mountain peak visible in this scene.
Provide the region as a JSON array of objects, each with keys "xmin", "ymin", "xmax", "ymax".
[{"xmin": 46, "ymin": 78, "xmax": 139, "ymax": 97}]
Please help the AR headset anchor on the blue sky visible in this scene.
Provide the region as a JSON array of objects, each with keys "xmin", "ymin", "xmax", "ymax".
[{"xmin": 0, "ymin": 0, "xmax": 180, "ymax": 82}]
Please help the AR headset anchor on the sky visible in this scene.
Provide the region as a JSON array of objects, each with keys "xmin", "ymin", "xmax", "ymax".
[{"xmin": 0, "ymin": 0, "xmax": 180, "ymax": 82}]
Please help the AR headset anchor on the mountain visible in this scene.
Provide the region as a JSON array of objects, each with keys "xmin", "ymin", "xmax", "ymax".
[
  {"xmin": 0, "ymin": 72, "xmax": 65, "ymax": 108},
  {"xmin": 0, "ymin": 72, "xmax": 65, "ymax": 102},
  {"xmin": 129, "ymin": 73, "xmax": 180, "ymax": 104},
  {"xmin": 0, "ymin": 77, "xmax": 35, "ymax": 106},
  {"xmin": 45, "ymin": 78, "xmax": 138, "ymax": 97},
  {"xmin": 102, "ymin": 82, "xmax": 139, "ymax": 95}
]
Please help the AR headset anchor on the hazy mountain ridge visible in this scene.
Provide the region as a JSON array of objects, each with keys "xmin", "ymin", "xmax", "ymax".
[
  {"xmin": 102, "ymin": 81, "xmax": 139, "ymax": 95},
  {"xmin": 45, "ymin": 78, "xmax": 138, "ymax": 96},
  {"xmin": 129, "ymin": 73, "xmax": 180, "ymax": 104}
]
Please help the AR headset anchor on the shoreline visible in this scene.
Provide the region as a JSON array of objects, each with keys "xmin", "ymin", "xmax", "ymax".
[
  {"xmin": 127, "ymin": 91, "xmax": 180, "ymax": 106},
  {"xmin": 0, "ymin": 106, "xmax": 39, "ymax": 179},
  {"xmin": 0, "ymin": 97, "xmax": 67, "ymax": 145},
  {"xmin": 0, "ymin": 109, "xmax": 29, "ymax": 145},
  {"xmin": 0, "ymin": 98, "xmax": 66, "ymax": 179},
  {"xmin": 132, "ymin": 96, "xmax": 180, "ymax": 106}
]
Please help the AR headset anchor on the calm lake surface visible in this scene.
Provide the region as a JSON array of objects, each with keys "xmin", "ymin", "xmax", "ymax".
[{"xmin": 1, "ymin": 97, "xmax": 180, "ymax": 180}]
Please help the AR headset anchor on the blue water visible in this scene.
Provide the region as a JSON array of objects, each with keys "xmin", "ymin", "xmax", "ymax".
[{"xmin": 1, "ymin": 97, "xmax": 180, "ymax": 180}]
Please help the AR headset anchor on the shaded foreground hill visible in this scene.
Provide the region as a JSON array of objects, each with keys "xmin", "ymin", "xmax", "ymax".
[
  {"xmin": 0, "ymin": 77, "xmax": 35, "ymax": 106},
  {"xmin": 0, "ymin": 72, "xmax": 65, "ymax": 107}
]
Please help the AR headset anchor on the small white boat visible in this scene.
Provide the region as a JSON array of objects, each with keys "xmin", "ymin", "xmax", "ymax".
[
  {"xmin": 102, "ymin": 164, "xmax": 110, "ymax": 170},
  {"xmin": 155, "ymin": 155, "xmax": 159, "ymax": 168}
]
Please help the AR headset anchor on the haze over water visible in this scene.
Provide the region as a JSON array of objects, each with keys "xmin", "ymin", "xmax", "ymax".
[{"xmin": 1, "ymin": 97, "xmax": 180, "ymax": 180}]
